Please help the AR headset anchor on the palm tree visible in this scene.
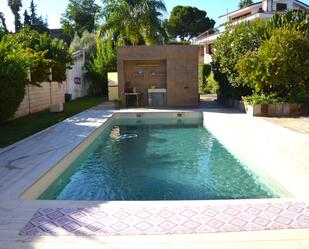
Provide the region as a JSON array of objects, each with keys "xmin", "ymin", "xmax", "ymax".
[
  {"xmin": 239, "ymin": 0, "xmax": 253, "ymax": 9},
  {"xmin": 102, "ymin": 0, "xmax": 167, "ymax": 45},
  {"xmin": 7, "ymin": 0, "xmax": 23, "ymax": 32}
]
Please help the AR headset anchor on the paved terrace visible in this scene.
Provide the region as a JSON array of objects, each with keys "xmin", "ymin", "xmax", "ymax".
[{"xmin": 0, "ymin": 102, "xmax": 308, "ymax": 249}]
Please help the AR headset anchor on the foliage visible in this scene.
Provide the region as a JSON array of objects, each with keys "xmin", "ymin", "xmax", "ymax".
[
  {"xmin": 204, "ymin": 72, "xmax": 219, "ymax": 94},
  {"xmin": 166, "ymin": 6, "xmax": 215, "ymax": 41},
  {"xmin": 242, "ymin": 93, "xmax": 281, "ymax": 105},
  {"xmin": 0, "ymin": 38, "xmax": 43, "ymax": 122},
  {"xmin": 7, "ymin": 0, "xmax": 22, "ymax": 32},
  {"xmin": 70, "ymin": 31, "xmax": 97, "ymax": 59},
  {"xmin": 0, "ymin": 12, "xmax": 8, "ymax": 33},
  {"xmin": 213, "ymin": 11, "xmax": 309, "ymax": 103},
  {"xmin": 239, "ymin": 0, "xmax": 253, "ymax": 9},
  {"xmin": 198, "ymin": 64, "xmax": 211, "ymax": 92},
  {"xmin": 212, "ymin": 19, "xmax": 271, "ymax": 88},
  {"xmin": 87, "ymin": 36, "xmax": 117, "ymax": 96},
  {"xmin": 270, "ymin": 10, "xmax": 309, "ymax": 37},
  {"xmin": 23, "ymin": 0, "xmax": 49, "ymax": 33},
  {"xmin": 236, "ymin": 28, "xmax": 309, "ymax": 98},
  {"xmin": 102, "ymin": 0, "xmax": 167, "ymax": 45},
  {"xmin": 61, "ymin": 0, "xmax": 101, "ymax": 41}
]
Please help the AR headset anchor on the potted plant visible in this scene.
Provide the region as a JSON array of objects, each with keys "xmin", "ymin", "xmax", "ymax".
[{"xmin": 114, "ymin": 98, "xmax": 122, "ymax": 109}]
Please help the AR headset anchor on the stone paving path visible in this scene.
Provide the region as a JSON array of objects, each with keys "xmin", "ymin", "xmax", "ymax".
[{"xmin": 264, "ymin": 117, "xmax": 309, "ymax": 136}]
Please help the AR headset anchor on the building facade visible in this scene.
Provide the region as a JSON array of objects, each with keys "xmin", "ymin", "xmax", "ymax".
[{"xmin": 194, "ymin": 0, "xmax": 309, "ymax": 64}]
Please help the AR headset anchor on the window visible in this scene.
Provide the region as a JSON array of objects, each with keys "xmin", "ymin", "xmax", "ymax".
[{"xmin": 276, "ymin": 3, "xmax": 287, "ymax": 11}]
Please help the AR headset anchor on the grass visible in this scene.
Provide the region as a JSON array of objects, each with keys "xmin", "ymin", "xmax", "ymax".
[{"xmin": 0, "ymin": 97, "xmax": 107, "ymax": 148}]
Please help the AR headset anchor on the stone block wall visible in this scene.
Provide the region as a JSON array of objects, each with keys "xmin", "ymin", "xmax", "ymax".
[
  {"xmin": 117, "ymin": 45, "xmax": 199, "ymax": 107},
  {"xmin": 14, "ymin": 82, "xmax": 65, "ymax": 118}
]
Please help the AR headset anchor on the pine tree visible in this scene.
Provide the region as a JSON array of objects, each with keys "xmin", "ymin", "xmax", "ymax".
[
  {"xmin": 29, "ymin": 0, "xmax": 37, "ymax": 25},
  {"xmin": 27, "ymin": 0, "xmax": 48, "ymax": 33},
  {"xmin": 24, "ymin": 10, "xmax": 31, "ymax": 26}
]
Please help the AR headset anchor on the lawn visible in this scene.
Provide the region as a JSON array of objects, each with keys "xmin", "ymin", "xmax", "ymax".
[{"xmin": 0, "ymin": 97, "xmax": 107, "ymax": 148}]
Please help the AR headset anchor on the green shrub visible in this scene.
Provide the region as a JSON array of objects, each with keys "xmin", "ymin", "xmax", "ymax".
[
  {"xmin": 242, "ymin": 93, "xmax": 281, "ymax": 105},
  {"xmin": 198, "ymin": 64, "xmax": 211, "ymax": 93},
  {"xmin": 0, "ymin": 41, "xmax": 41, "ymax": 122},
  {"xmin": 237, "ymin": 28, "xmax": 309, "ymax": 98},
  {"xmin": 204, "ymin": 72, "xmax": 219, "ymax": 94}
]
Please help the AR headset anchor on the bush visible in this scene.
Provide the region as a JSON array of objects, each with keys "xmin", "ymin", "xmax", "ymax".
[
  {"xmin": 237, "ymin": 28, "xmax": 309, "ymax": 98},
  {"xmin": 212, "ymin": 19, "xmax": 271, "ymax": 88},
  {"xmin": 0, "ymin": 27, "xmax": 71, "ymax": 122},
  {"xmin": 198, "ymin": 64, "xmax": 211, "ymax": 93},
  {"xmin": 204, "ymin": 72, "xmax": 219, "ymax": 94},
  {"xmin": 242, "ymin": 93, "xmax": 281, "ymax": 105},
  {"xmin": 0, "ymin": 41, "xmax": 41, "ymax": 122}
]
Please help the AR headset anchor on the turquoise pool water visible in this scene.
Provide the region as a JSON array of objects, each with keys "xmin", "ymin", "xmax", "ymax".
[{"xmin": 40, "ymin": 117, "xmax": 276, "ymax": 200}]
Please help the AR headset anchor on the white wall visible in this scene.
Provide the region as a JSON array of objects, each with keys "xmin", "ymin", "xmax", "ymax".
[{"xmin": 65, "ymin": 50, "xmax": 89, "ymax": 100}]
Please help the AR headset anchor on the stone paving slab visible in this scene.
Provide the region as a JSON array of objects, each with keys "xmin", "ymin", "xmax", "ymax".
[{"xmin": 264, "ymin": 117, "xmax": 309, "ymax": 136}]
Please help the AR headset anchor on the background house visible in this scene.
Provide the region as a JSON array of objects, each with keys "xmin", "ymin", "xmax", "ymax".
[{"xmin": 194, "ymin": 0, "xmax": 309, "ymax": 64}]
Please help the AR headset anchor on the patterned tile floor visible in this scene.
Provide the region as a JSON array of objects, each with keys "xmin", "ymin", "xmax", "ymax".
[{"xmin": 20, "ymin": 201, "xmax": 309, "ymax": 236}]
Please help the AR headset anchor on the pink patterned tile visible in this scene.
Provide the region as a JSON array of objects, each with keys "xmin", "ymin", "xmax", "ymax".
[
  {"xmin": 110, "ymin": 222, "xmax": 129, "ymax": 232},
  {"xmin": 19, "ymin": 201, "xmax": 309, "ymax": 236},
  {"xmin": 297, "ymin": 215, "xmax": 309, "ymax": 224},
  {"xmin": 113, "ymin": 211, "xmax": 130, "ymax": 220},
  {"xmin": 89, "ymin": 211, "xmax": 108, "ymax": 219},
  {"xmin": 287, "ymin": 205, "xmax": 304, "ymax": 213},
  {"xmin": 266, "ymin": 206, "xmax": 283, "ymax": 214},
  {"xmin": 245, "ymin": 207, "xmax": 262, "ymax": 216},
  {"xmin": 202, "ymin": 208, "xmax": 219, "ymax": 217},
  {"xmin": 182, "ymin": 220, "xmax": 201, "ymax": 230},
  {"xmin": 159, "ymin": 221, "xmax": 177, "ymax": 230},
  {"xmin": 134, "ymin": 221, "xmax": 153, "ymax": 231},
  {"xmin": 252, "ymin": 217, "xmax": 271, "ymax": 226},
  {"xmin": 229, "ymin": 218, "xmax": 248, "ymax": 228},
  {"xmin": 157, "ymin": 210, "xmax": 175, "ymax": 219},
  {"xmin": 274, "ymin": 216, "xmax": 293, "ymax": 225},
  {"xmin": 180, "ymin": 209, "xmax": 198, "ymax": 218},
  {"xmin": 135, "ymin": 210, "xmax": 153, "ymax": 219},
  {"xmin": 62, "ymin": 222, "xmax": 82, "ymax": 232},
  {"xmin": 206, "ymin": 219, "xmax": 225, "ymax": 229}
]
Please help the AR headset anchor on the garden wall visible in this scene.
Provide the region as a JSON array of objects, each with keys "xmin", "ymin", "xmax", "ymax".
[{"xmin": 14, "ymin": 82, "xmax": 65, "ymax": 118}]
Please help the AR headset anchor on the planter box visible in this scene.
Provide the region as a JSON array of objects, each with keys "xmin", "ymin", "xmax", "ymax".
[{"xmin": 245, "ymin": 103, "xmax": 304, "ymax": 117}]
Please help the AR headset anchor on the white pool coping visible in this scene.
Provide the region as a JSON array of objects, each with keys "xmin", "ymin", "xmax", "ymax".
[{"xmin": 0, "ymin": 105, "xmax": 308, "ymax": 248}]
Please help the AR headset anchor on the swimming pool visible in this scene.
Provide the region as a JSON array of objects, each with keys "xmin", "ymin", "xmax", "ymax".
[{"xmin": 39, "ymin": 114, "xmax": 277, "ymax": 200}]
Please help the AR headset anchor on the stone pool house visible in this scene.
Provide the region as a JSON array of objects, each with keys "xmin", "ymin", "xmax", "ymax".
[
  {"xmin": 115, "ymin": 45, "xmax": 200, "ymax": 108},
  {"xmin": 194, "ymin": 0, "xmax": 309, "ymax": 64}
]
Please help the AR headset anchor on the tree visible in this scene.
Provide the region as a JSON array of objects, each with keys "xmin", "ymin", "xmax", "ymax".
[
  {"xmin": 166, "ymin": 6, "xmax": 215, "ymax": 41},
  {"xmin": 61, "ymin": 0, "xmax": 100, "ymax": 41},
  {"xmin": 0, "ymin": 12, "xmax": 8, "ymax": 33},
  {"xmin": 70, "ymin": 31, "xmax": 97, "ymax": 59},
  {"xmin": 239, "ymin": 0, "xmax": 253, "ymax": 9},
  {"xmin": 236, "ymin": 28, "xmax": 309, "ymax": 99},
  {"xmin": 23, "ymin": 10, "xmax": 31, "ymax": 26},
  {"xmin": 102, "ymin": 0, "xmax": 167, "ymax": 45},
  {"xmin": 27, "ymin": 0, "xmax": 49, "ymax": 33},
  {"xmin": 87, "ymin": 35, "xmax": 117, "ymax": 96},
  {"xmin": 212, "ymin": 20, "xmax": 271, "ymax": 88},
  {"xmin": 7, "ymin": 0, "xmax": 22, "ymax": 32}
]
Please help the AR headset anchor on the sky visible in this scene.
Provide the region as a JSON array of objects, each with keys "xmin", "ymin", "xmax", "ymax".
[{"xmin": 1, "ymin": 0, "xmax": 309, "ymax": 32}]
